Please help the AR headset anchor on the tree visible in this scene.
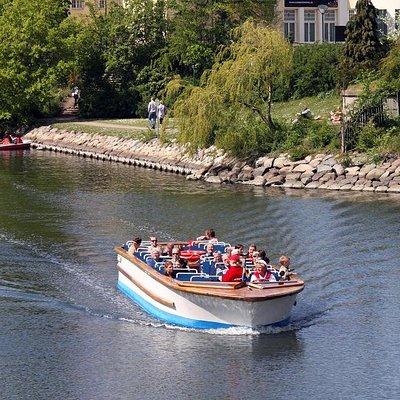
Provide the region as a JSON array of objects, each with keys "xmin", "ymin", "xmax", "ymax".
[
  {"xmin": 0, "ymin": 0, "xmax": 78, "ymax": 127},
  {"xmin": 341, "ymin": 0, "xmax": 384, "ymax": 87},
  {"xmin": 165, "ymin": 1, "xmax": 276, "ymax": 80},
  {"xmin": 170, "ymin": 21, "xmax": 293, "ymax": 155}
]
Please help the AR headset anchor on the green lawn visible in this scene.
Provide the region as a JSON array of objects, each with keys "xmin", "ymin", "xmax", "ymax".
[
  {"xmin": 52, "ymin": 94, "xmax": 341, "ymax": 139},
  {"xmin": 272, "ymin": 93, "xmax": 341, "ymax": 122}
]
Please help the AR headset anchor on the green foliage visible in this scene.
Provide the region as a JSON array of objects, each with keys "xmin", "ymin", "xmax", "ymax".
[
  {"xmin": 165, "ymin": 1, "xmax": 277, "ymax": 80},
  {"xmin": 0, "ymin": 0, "xmax": 78, "ymax": 127},
  {"xmin": 356, "ymin": 121, "xmax": 400, "ymax": 154},
  {"xmin": 282, "ymin": 119, "xmax": 340, "ymax": 159},
  {"xmin": 341, "ymin": 0, "xmax": 384, "ymax": 87},
  {"xmin": 171, "ymin": 21, "xmax": 293, "ymax": 156}
]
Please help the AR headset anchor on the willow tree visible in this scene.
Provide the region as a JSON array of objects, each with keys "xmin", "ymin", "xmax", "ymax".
[{"xmin": 170, "ymin": 21, "xmax": 293, "ymax": 154}]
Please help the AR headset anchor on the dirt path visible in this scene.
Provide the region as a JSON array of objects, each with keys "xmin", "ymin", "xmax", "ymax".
[{"xmin": 73, "ymin": 121, "xmax": 147, "ymax": 130}]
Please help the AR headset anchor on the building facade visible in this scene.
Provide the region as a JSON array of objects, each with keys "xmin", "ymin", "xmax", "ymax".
[
  {"xmin": 277, "ymin": 0, "xmax": 400, "ymax": 44},
  {"xmin": 69, "ymin": 0, "xmax": 123, "ymax": 16}
]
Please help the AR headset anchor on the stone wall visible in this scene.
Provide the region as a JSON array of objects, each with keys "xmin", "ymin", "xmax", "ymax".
[{"xmin": 25, "ymin": 126, "xmax": 400, "ymax": 194}]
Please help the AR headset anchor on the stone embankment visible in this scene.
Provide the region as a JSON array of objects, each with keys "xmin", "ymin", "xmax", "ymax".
[{"xmin": 26, "ymin": 126, "xmax": 400, "ymax": 194}]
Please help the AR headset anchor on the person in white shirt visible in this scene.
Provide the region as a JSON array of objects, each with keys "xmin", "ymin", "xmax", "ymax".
[
  {"xmin": 148, "ymin": 97, "xmax": 157, "ymax": 129},
  {"xmin": 157, "ymin": 101, "xmax": 166, "ymax": 125}
]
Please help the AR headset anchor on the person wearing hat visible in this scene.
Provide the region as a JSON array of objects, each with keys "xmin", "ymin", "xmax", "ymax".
[
  {"xmin": 221, "ymin": 254, "xmax": 244, "ymax": 282},
  {"xmin": 250, "ymin": 260, "xmax": 276, "ymax": 283}
]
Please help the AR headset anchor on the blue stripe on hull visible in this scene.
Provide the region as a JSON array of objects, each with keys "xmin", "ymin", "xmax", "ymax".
[
  {"xmin": 117, "ymin": 281, "xmax": 233, "ymax": 329},
  {"xmin": 117, "ymin": 280, "xmax": 291, "ymax": 330}
]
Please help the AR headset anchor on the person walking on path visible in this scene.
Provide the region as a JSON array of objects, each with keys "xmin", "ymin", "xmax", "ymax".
[
  {"xmin": 72, "ymin": 86, "xmax": 80, "ymax": 108},
  {"xmin": 148, "ymin": 97, "xmax": 157, "ymax": 129},
  {"xmin": 157, "ymin": 100, "xmax": 166, "ymax": 126}
]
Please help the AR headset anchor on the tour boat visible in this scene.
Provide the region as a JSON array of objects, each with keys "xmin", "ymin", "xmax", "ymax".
[
  {"xmin": 0, "ymin": 141, "xmax": 31, "ymax": 151},
  {"xmin": 115, "ymin": 241, "xmax": 304, "ymax": 329}
]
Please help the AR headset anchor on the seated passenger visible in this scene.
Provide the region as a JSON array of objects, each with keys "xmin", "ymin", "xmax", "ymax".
[
  {"xmin": 246, "ymin": 244, "xmax": 257, "ymax": 260},
  {"xmin": 148, "ymin": 236, "xmax": 162, "ymax": 253},
  {"xmin": 213, "ymin": 251, "xmax": 223, "ymax": 263},
  {"xmin": 258, "ymin": 250, "xmax": 270, "ymax": 265},
  {"xmin": 171, "ymin": 248, "xmax": 188, "ymax": 269},
  {"xmin": 235, "ymin": 244, "xmax": 245, "ymax": 255},
  {"xmin": 278, "ymin": 255, "xmax": 292, "ymax": 281},
  {"xmin": 162, "ymin": 242, "xmax": 174, "ymax": 257},
  {"xmin": 220, "ymin": 254, "xmax": 244, "ymax": 282},
  {"xmin": 250, "ymin": 260, "xmax": 276, "ymax": 283},
  {"xmin": 127, "ymin": 237, "xmax": 142, "ymax": 255},
  {"xmin": 196, "ymin": 228, "xmax": 218, "ymax": 243},
  {"xmin": 204, "ymin": 243, "xmax": 214, "ymax": 257},
  {"xmin": 146, "ymin": 249, "xmax": 162, "ymax": 268},
  {"xmin": 164, "ymin": 261, "xmax": 177, "ymax": 279}
]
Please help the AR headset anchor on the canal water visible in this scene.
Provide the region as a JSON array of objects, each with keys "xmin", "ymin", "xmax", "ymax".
[{"xmin": 1, "ymin": 150, "xmax": 399, "ymax": 400}]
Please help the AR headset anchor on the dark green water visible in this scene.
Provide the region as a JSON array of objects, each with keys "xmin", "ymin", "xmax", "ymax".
[{"xmin": 1, "ymin": 150, "xmax": 399, "ymax": 399}]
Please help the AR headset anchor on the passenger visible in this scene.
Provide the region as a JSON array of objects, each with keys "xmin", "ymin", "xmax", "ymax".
[
  {"xmin": 247, "ymin": 244, "xmax": 257, "ymax": 259},
  {"xmin": 196, "ymin": 228, "xmax": 218, "ymax": 243},
  {"xmin": 235, "ymin": 244, "xmax": 245, "ymax": 255},
  {"xmin": 250, "ymin": 260, "xmax": 277, "ymax": 283},
  {"xmin": 1, "ymin": 135, "xmax": 11, "ymax": 144},
  {"xmin": 220, "ymin": 254, "xmax": 244, "ymax": 282},
  {"xmin": 278, "ymin": 255, "xmax": 292, "ymax": 281},
  {"xmin": 171, "ymin": 248, "xmax": 188, "ymax": 269},
  {"xmin": 127, "ymin": 237, "xmax": 142, "ymax": 255},
  {"xmin": 222, "ymin": 253, "xmax": 230, "ymax": 268},
  {"xmin": 204, "ymin": 243, "xmax": 214, "ymax": 257},
  {"xmin": 164, "ymin": 261, "xmax": 177, "ymax": 279},
  {"xmin": 252, "ymin": 251, "xmax": 260, "ymax": 263},
  {"xmin": 258, "ymin": 250, "xmax": 270, "ymax": 264},
  {"xmin": 148, "ymin": 236, "xmax": 162, "ymax": 253},
  {"xmin": 162, "ymin": 242, "xmax": 174, "ymax": 256},
  {"xmin": 146, "ymin": 249, "xmax": 162, "ymax": 268},
  {"xmin": 213, "ymin": 251, "xmax": 223, "ymax": 263}
]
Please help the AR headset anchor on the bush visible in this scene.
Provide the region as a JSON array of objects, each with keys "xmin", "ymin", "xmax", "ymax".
[{"xmin": 274, "ymin": 43, "xmax": 343, "ymax": 101}]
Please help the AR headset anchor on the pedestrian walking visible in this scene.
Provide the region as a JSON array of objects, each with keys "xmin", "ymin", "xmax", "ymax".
[
  {"xmin": 72, "ymin": 86, "xmax": 80, "ymax": 108},
  {"xmin": 148, "ymin": 97, "xmax": 157, "ymax": 129},
  {"xmin": 157, "ymin": 100, "xmax": 166, "ymax": 126}
]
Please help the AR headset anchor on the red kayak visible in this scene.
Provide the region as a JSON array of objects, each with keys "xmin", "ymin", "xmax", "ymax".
[{"xmin": 0, "ymin": 142, "xmax": 30, "ymax": 151}]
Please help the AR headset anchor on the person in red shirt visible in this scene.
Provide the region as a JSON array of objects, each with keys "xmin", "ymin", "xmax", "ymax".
[{"xmin": 221, "ymin": 254, "xmax": 244, "ymax": 282}]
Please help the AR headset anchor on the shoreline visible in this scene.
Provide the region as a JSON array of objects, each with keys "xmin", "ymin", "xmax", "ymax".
[{"xmin": 25, "ymin": 126, "xmax": 400, "ymax": 194}]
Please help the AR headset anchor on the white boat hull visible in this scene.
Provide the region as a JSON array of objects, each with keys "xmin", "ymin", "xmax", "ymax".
[{"xmin": 117, "ymin": 254, "xmax": 300, "ymax": 329}]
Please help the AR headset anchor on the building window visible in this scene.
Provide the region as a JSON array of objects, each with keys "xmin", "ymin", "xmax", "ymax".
[
  {"xmin": 71, "ymin": 0, "xmax": 85, "ymax": 8},
  {"xmin": 98, "ymin": 0, "xmax": 106, "ymax": 8},
  {"xmin": 304, "ymin": 10, "xmax": 316, "ymax": 43},
  {"xmin": 284, "ymin": 10, "xmax": 296, "ymax": 42},
  {"xmin": 324, "ymin": 10, "xmax": 336, "ymax": 42},
  {"xmin": 377, "ymin": 9, "xmax": 388, "ymax": 36}
]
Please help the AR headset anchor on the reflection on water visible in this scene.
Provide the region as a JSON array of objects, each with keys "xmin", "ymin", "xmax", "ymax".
[{"xmin": 1, "ymin": 150, "xmax": 400, "ymax": 399}]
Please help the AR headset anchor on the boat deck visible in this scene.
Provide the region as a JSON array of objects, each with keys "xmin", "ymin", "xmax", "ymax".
[{"xmin": 116, "ymin": 247, "xmax": 305, "ymax": 302}]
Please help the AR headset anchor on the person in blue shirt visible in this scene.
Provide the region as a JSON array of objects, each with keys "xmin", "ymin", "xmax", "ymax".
[{"xmin": 146, "ymin": 249, "xmax": 162, "ymax": 268}]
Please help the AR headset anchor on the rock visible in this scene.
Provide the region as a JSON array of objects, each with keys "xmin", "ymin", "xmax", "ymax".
[
  {"xmin": 312, "ymin": 172, "xmax": 325, "ymax": 181},
  {"xmin": 362, "ymin": 186, "xmax": 375, "ymax": 192},
  {"xmin": 301, "ymin": 176, "xmax": 312, "ymax": 185},
  {"xmin": 351, "ymin": 185, "xmax": 365, "ymax": 191},
  {"xmin": 205, "ymin": 176, "xmax": 222, "ymax": 184},
  {"xmin": 317, "ymin": 164, "xmax": 333, "ymax": 174},
  {"xmin": 238, "ymin": 166, "xmax": 254, "ymax": 181},
  {"xmin": 339, "ymin": 184, "xmax": 354, "ymax": 191},
  {"xmin": 285, "ymin": 172, "xmax": 302, "ymax": 181},
  {"xmin": 319, "ymin": 172, "xmax": 336, "ymax": 183},
  {"xmin": 218, "ymin": 170, "xmax": 231, "ymax": 182},
  {"xmin": 388, "ymin": 185, "xmax": 400, "ymax": 193},
  {"xmin": 251, "ymin": 176, "xmax": 266, "ymax": 186},
  {"xmin": 253, "ymin": 165, "xmax": 270, "ymax": 177},
  {"xmin": 290, "ymin": 181, "xmax": 305, "ymax": 189},
  {"xmin": 375, "ymin": 186, "xmax": 388, "ymax": 193},
  {"xmin": 278, "ymin": 165, "xmax": 294, "ymax": 176},
  {"xmin": 264, "ymin": 170, "xmax": 279, "ymax": 181},
  {"xmin": 255, "ymin": 156, "xmax": 274, "ymax": 169},
  {"xmin": 305, "ymin": 181, "xmax": 321, "ymax": 189},
  {"xmin": 265, "ymin": 176, "xmax": 285, "ymax": 186},
  {"xmin": 359, "ymin": 164, "xmax": 376, "ymax": 178},
  {"xmin": 293, "ymin": 164, "xmax": 315, "ymax": 174},
  {"xmin": 366, "ymin": 168, "xmax": 386, "ymax": 181},
  {"xmin": 321, "ymin": 156, "xmax": 337, "ymax": 166},
  {"xmin": 186, "ymin": 174, "xmax": 200, "ymax": 181},
  {"xmin": 345, "ymin": 166, "xmax": 360, "ymax": 176},
  {"xmin": 274, "ymin": 157, "xmax": 291, "ymax": 169},
  {"xmin": 332, "ymin": 164, "xmax": 345, "ymax": 176}
]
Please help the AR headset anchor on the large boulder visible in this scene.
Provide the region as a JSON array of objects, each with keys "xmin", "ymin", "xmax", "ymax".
[
  {"xmin": 293, "ymin": 164, "xmax": 315, "ymax": 174},
  {"xmin": 266, "ymin": 175, "xmax": 285, "ymax": 186},
  {"xmin": 366, "ymin": 168, "xmax": 386, "ymax": 181},
  {"xmin": 205, "ymin": 175, "xmax": 222, "ymax": 184},
  {"xmin": 279, "ymin": 165, "xmax": 294, "ymax": 176},
  {"xmin": 317, "ymin": 164, "xmax": 333, "ymax": 174},
  {"xmin": 332, "ymin": 164, "xmax": 345, "ymax": 176}
]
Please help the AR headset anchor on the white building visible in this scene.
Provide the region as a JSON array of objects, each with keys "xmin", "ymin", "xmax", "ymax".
[{"xmin": 277, "ymin": 0, "xmax": 400, "ymax": 44}]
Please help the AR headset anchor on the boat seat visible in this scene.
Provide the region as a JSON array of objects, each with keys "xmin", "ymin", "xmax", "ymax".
[
  {"xmin": 175, "ymin": 272, "xmax": 200, "ymax": 281},
  {"xmin": 191, "ymin": 275, "xmax": 220, "ymax": 282}
]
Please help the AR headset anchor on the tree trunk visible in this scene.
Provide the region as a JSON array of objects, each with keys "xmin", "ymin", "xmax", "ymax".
[{"xmin": 266, "ymin": 84, "xmax": 275, "ymax": 130}]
